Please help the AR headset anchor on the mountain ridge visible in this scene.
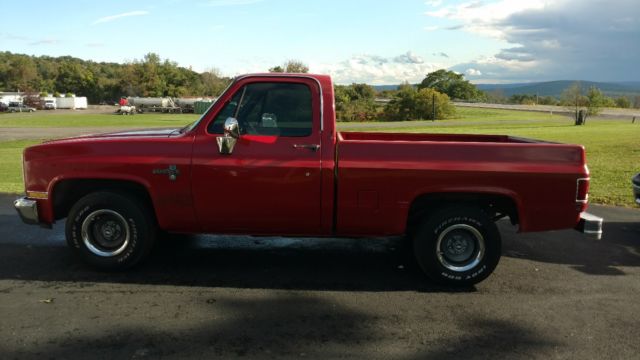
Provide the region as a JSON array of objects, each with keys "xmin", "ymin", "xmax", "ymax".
[{"xmin": 373, "ymin": 81, "xmax": 640, "ymax": 98}]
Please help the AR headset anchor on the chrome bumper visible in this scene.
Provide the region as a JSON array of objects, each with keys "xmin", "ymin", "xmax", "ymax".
[
  {"xmin": 14, "ymin": 197, "xmax": 39, "ymax": 225},
  {"xmin": 575, "ymin": 212, "xmax": 603, "ymax": 240}
]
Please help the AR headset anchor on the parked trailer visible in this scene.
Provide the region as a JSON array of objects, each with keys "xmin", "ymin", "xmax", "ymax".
[
  {"xmin": 56, "ymin": 97, "xmax": 88, "ymax": 110},
  {"xmin": 127, "ymin": 97, "xmax": 180, "ymax": 113},
  {"xmin": 174, "ymin": 97, "xmax": 203, "ymax": 113}
]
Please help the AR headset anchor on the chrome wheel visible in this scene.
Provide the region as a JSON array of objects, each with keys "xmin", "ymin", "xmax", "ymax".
[
  {"xmin": 81, "ymin": 209, "xmax": 130, "ymax": 257},
  {"xmin": 436, "ymin": 224, "xmax": 485, "ymax": 272}
]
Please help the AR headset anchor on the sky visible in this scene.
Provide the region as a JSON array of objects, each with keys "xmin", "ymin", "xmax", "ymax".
[{"xmin": 1, "ymin": 0, "xmax": 638, "ymax": 84}]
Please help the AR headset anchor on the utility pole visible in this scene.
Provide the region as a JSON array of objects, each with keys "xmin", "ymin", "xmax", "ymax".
[{"xmin": 432, "ymin": 93, "xmax": 436, "ymax": 121}]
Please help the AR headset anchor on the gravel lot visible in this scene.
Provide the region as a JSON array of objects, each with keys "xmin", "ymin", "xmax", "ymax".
[{"xmin": 1, "ymin": 194, "xmax": 639, "ymax": 359}]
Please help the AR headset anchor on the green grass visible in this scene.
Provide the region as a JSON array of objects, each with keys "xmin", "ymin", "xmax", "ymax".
[
  {"xmin": 1, "ymin": 108, "xmax": 638, "ymax": 207},
  {"xmin": 452, "ymin": 106, "xmax": 568, "ymax": 122},
  {"xmin": 0, "ymin": 112, "xmax": 198, "ymax": 128},
  {"xmin": 0, "ymin": 140, "xmax": 38, "ymax": 194}
]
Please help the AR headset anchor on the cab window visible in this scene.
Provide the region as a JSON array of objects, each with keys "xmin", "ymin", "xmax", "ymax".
[{"xmin": 208, "ymin": 82, "xmax": 312, "ymax": 137}]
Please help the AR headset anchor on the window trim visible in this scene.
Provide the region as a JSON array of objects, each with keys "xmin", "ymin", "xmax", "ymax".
[
  {"xmin": 233, "ymin": 74, "xmax": 324, "ymax": 132},
  {"xmin": 206, "ymin": 79, "xmax": 319, "ymax": 138}
]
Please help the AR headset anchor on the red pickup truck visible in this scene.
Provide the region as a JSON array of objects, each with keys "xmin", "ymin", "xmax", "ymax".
[{"xmin": 14, "ymin": 73, "xmax": 602, "ymax": 286}]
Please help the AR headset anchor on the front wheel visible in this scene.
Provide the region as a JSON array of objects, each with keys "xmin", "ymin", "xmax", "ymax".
[
  {"xmin": 65, "ymin": 191, "xmax": 156, "ymax": 270},
  {"xmin": 413, "ymin": 206, "xmax": 501, "ymax": 286}
]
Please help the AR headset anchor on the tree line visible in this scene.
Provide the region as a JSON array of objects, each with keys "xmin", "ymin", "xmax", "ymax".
[
  {"xmin": 336, "ymin": 69, "xmax": 480, "ymax": 121},
  {"xmin": 484, "ymin": 85, "xmax": 639, "ymax": 109},
  {"xmin": 0, "ymin": 51, "xmax": 231, "ymax": 103}
]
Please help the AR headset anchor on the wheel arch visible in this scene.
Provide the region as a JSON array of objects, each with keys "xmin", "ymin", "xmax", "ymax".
[
  {"xmin": 406, "ymin": 191, "xmax": 521, "ymax": 236},
  {"xmin": 50, "ymin": 178, "xmax": 157, "ymax": 223}
]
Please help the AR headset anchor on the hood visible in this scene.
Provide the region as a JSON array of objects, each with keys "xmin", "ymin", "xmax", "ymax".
[{"xmin": 44, "ymin": 127, "xmax": 182, "ymax": 143}]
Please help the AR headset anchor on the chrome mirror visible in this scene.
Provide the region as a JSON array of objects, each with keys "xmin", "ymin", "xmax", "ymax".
[
  {"xmin": 217, "ymin": 117, "xmax": 240, "ymax": 155},
  {"xmin": 224, "ymin": 117, "xmax": 240, "ymax": 139}
]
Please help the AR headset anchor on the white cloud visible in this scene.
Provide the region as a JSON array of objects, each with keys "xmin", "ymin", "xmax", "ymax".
[
  {"xmin": 312, "ymin": 52, "xmax": 444, "ymax": 85},
  {"xmin": 424, "ymin": 25, "xmax": 439, "ymax": 31},
  {"xmin": 465, "ymin": 68, "xmax": 482, "ymax": 76},
  {"xmin": 202, "ymin": 0, "xmax": 263, "ymax": 6},
  {"xmin": 451, "ymin": 55, "xmax": 542, "ymax": 82},
  {"xmin": 425, "ymin": 0, "xmax": 443, "ymax": 6},
  {"xmin": 436, "ymin": 0, "xmax": 640, "ymax": 82},
  {"xmin": 92, "ymin": 11, "xmax": 149, "ymax": 25},
  {"xmin": 29, "ymin": 38, "xmax": 59, "ymax": 46},
  {"xmin": 394, "ymin": 51, "xmax": 425, "ymax": 64},
  {"xmin": 425, "ymin": 0, "xmax": 546, "ymax": 38}
]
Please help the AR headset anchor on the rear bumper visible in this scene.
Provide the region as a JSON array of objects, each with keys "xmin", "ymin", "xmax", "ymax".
[
  {"xmin": 575, "ymin": 212, "xmax": 603, "ymax": 240},
  {"xmin": 14, "ymin": 197, "xmax": 39, "ymax": 225}
]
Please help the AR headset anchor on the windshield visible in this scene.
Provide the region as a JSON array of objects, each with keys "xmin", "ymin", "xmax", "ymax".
[{"xmin": 182, "ymin": 80, "xmax": 236, "ymax": 133}]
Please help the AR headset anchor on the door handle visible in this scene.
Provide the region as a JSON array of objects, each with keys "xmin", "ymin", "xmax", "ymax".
[{"xmin": 293, "ymin": 144, "xmax": 320, "ymax": 152}]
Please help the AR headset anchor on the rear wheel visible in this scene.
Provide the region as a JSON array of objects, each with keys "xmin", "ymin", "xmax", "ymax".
[
  {"xmin": 413, "ymin": 206, "xmax": 501, "ymax": 286},
  {"xmin": 65, "ymin": 191, "xmax": 156, "ymax": 270}
]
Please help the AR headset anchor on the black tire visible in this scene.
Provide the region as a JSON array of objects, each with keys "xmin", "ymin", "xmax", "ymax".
[
  {"xmin": 413, "ymin": 206, "xmax": 501, "ymax": 286},
  {"xmin": 65, "ymin": 191, "xmax": 156, "ymax": 270}
]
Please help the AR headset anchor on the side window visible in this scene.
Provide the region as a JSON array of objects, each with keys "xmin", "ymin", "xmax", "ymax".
[
  {"xmin": 207, "ymin": 82, "xmax": 312, "ymax": 137},
  {"xmin": 208, "ymin": 89, "xmax": 244, "ymax": 134}
]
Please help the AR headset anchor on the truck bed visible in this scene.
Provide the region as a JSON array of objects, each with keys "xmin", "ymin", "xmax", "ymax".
[
  {"xmin": 334, "ymin": 131, "xmax": 587, "ymax": 236},
  {"xmin": 338, "ymin": 131, "xmax": 547, "ymax": 144}
]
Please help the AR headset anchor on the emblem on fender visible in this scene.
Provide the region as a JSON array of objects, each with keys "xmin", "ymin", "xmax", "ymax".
[{"xmin": 152, "ymin": 165, "xmax": 180, "ymax": 181}]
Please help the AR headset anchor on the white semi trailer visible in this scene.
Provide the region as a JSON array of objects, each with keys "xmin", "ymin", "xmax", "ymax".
[{"xmin": 127, "ymin": 97, "xmax": 180, "ymax": 113}]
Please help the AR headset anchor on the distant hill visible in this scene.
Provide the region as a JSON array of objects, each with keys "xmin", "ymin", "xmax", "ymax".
[
  {"xmin": 375, "ymin": 81, "xmax": 640, "ymax": 98},
  {"xmin": 476, "ymin": 81, "xmax": 640, "ymax": 98}
]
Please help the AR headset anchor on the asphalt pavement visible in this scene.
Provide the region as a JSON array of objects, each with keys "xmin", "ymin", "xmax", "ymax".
[{"xmin": 0, "ymin": 193, "xmax": 639, "ymax": 359}]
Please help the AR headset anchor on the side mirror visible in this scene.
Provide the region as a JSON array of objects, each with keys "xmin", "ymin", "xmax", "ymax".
[
  {"xmin": 217, "ymin": 117, "xmax": 240, "ymax": 155},
  {"xmin": 224, "ymin": 117, "xmax": 240, "ymax": 139}
]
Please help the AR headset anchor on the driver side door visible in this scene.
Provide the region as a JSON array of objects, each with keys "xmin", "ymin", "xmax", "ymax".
[{"xmin": 191, "ymin": 78, "xmax": 323, "ymax": 235}]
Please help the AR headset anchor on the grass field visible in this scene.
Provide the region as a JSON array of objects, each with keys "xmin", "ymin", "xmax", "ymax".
[
  {"xmin": 1, "ymin": 108, "xmax": 638, "ymax": 206},
  {"xmin": 0, "ymin": 112, "xmax": 197, "ymax": 128},
  {"xmin": 0, "ymin": 140, "xmax": 37, "ymax": 194}
]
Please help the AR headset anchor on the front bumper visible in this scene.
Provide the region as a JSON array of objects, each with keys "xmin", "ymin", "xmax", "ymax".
[
  {"xmin": 575, "ymin": 212, "xmax": 603, "ymax": 240},
  {"xmin": 14, "ymin": 197, "xmax": 39, "ymax": 225}
]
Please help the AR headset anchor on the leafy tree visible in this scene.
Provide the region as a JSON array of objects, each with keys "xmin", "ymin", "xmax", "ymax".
[
  {"xmin": 6, "ymin": 55, "xmax": 39, "ymax": 91},
  {"xmin": 383, "ymin": 83, "xmax": 417, "ymax": 121},
  {"xmin": 585, "ymin": 86, "xmax": 607, "ymax": 117},
  {"xmin": 561, "ymin": 82, "xmax": 588, "ymax": 124},
  {"xmin": 615, "ymin": 97, "xmax": 631, "ymax": 108},
  {"xmin": 383, "ymin": 84, "xmax": 454, "ymax": 121},
  {"xmin": 484, "ymin": 89, "xmax": 506, "ymax": 104},
  {"xmin": 284, "ymin": 60, "xmax": 309, "ymax": 73},
  {"xmin": 334, "ymin": 84, "xmax": 378, "ymax": 122},
  {"xmin": 414, "ymin": 88, "xmax": 455, "ymax": 120},
  {"xmin": 418, "ymin": 69, "xmax": 483, "ymax": 101},
  {"xmin": 561, "ymin": 83, "xmax": 610, "ymax": 125},
  {"xmin": 201, "ymin": 67, "xmax": 231, "ymax": 96},
  {"xmin": 269, "ymin": 60, "xmax": 309, "ymax": 73},
  {"xmin": 538, "ymin": 96, "xmax": 559, "ymax": 106},
  {"xmin": 509, "ymin": 94, "xmax": 537, "ymax": 105}
]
